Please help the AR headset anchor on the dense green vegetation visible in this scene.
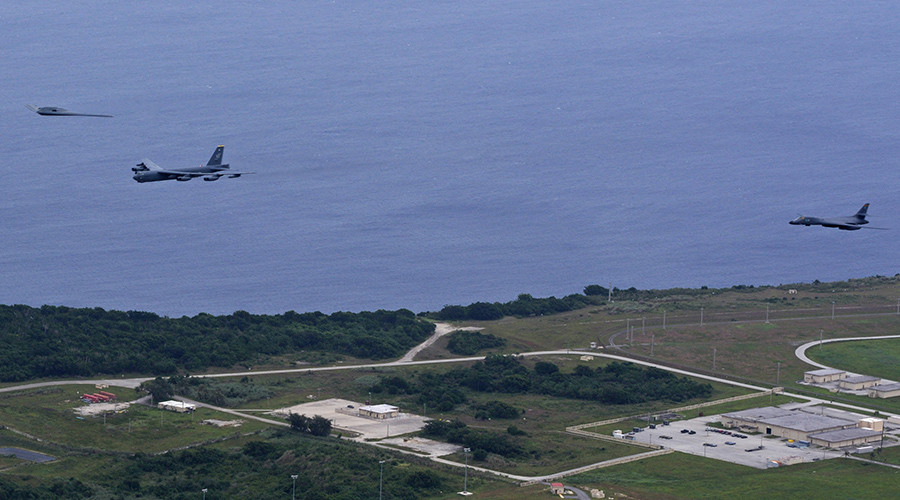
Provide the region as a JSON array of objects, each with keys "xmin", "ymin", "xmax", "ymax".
[
  {"xmin": 445, "ymin": 330, "xmax": 506, "ymax": 355},
  {"xmin": 1, "ymin": 429, "xmax": 470, "ymax": 499},
  {"xmin": 370, "ymin": 355, "xmax": 711, "ymax": 413},
  {"xmin": 0, "ymin": 305, "xmax": 434, "ymax": 381},
  {"xmin": 429, "ymin": 291, "xmax": 604, "ymax": 320},
  {"xmin": 140, "ymin": 375, "xmax": 275, "ymax": 407},
  {"xmin": 422, "ymin": 419, "xmax": 525, "ymax": 459}
]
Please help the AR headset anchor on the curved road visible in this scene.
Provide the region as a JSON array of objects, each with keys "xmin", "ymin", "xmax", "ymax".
[{"xmin": 794, "ymin": 334, "xmax": 900, "ymax": 370}]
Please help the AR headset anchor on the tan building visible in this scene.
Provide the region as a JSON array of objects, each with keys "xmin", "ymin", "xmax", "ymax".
[
  {"xmin": 858, "ymin": 418, "xmax": 884, "ymax": 432},
  {"xmin": 867, "ymin": 383, "xmax": 900, "ymax": 399},
  {"xmin": 808, "ymin": 428, "xmax": 882, "ymax": 448},
  {"xmin": 839, "ymin": 375, "xmax": 881, "ymax": 390},
  {"xmin": 722, "ymin": 406, "xmax": 855, "ymax": 441},
  {"xmin": 803, "ymin": 368, "xmax": 846, "ymax": 384}
]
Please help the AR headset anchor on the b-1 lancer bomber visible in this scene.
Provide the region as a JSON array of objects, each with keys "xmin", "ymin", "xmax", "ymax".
[
  {"xmin": 132, "ymin": 146, "xmax": 253, "ymax": 183},
  {"xmin": 26, "ymin": 104, "xmax": 112, "ymax": 117},
  {"xmin": 789, "ymin": 203, "xmax": 885, "ymax": 231}
]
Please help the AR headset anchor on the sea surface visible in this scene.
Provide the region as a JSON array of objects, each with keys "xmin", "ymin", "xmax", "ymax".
[{"xmin": 2, "ymin": 2, "xmax": 899, "ymax": 317}]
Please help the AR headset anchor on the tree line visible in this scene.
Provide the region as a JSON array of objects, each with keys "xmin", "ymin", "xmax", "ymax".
[
  {"xmin": 0, "ymin": 305, "xmax": 434, "ymax": 382},
  {"xmin": 370, "ymin": 355, "xmax": 712, "ymax": 411}
]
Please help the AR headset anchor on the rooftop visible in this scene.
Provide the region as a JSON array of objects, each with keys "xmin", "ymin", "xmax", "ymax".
[
  {"xmin": 762, "ymin": 413, "xmax": 853, "ymax": 433},
  {"xmin": 808, "ymin": 428, "xmax": 881, "ymax": 443},
  {"xmin": 870, "ymin": 383, "xmax": 900, "ymax": 392},
  {"xmin": 359, "ymin": 404, "xmax": 399, "ymax": 414},
  {"xmin": 723, "ymin": 406, "xmax": 794, "ymax": 422},
  {"xmin": 805, "ymin": 368, "xmax": 845, "ymax": 376},
  {"xmin": 842, "ymin": 375, "xmax": 880, "ymax": 384}
]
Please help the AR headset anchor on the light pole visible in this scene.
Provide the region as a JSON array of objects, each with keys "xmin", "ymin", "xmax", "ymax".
[
  {"xmin": 379, "ymin": 460, "xmax": 385, "ymax": 500},
  {"xmin": 201, "ymin": 488, "xmax": 207, "ymax": 500},
  {"xmin": 291, "ymin": 474, "xmax": 298, "ymax": 500}
]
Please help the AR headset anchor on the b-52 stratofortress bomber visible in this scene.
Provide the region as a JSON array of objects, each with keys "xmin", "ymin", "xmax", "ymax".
[
  {"xmin": 789, "ymin": 203, "xmax": 884, "ymax": 230},
  {"xmin": 132, "ymin": 146, "xmax": 253, "ymax": 183}
]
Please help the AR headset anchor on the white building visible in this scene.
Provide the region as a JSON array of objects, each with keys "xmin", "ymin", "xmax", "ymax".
[
  {"xmin": 158, "ymin": 400, "xmax": 196, "ymax": 413},
  {"xmin": 358, "ymin": 404, "xmax": 399, "ymax": 419}
]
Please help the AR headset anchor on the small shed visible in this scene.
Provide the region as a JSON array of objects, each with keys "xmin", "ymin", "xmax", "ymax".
[
  {"xmin": 550, "ymin": 483, "xmax": 565, "ymax": 495},
  {"xmin": 359, "ymin": 404, "xmax": 399, "ymax": 419},
  {"xmin": 858, "ymin": 418, "xmax": 884, "ymax": 432}
]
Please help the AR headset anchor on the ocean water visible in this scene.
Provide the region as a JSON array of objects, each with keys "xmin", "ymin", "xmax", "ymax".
[{"xmin": 2, "ymin": 1, "xmax": 899, "ymax": 316}]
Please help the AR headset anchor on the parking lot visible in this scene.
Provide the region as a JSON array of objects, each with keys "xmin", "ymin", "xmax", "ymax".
[
  {"xmin": 624, "ymin": 414, "xmax": 843, "ymax": 469},
  {"xmin": 271, "ymin": 398, "xmax": 431, "ymax": 440}
]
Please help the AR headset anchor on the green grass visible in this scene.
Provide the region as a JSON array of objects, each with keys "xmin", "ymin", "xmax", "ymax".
[
  {"xmin": 569, "ymin": 452, "xmax": 900, "ymax": 500},
  {"xmin": 807, "ymin": 339, "xmax": 900, "ymax": 381},
  {"xmin": 0, "ymin": 385, "xmax": 269, "ymax": 454}
]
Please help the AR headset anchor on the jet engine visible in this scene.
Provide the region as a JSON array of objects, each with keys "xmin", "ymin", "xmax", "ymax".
[{"xmin": 203, "ymin": 175, "xmax": 220, "ymax": 181}]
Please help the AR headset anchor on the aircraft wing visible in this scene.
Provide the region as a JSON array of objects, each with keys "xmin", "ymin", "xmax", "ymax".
[
  {"xmin": 137, "ymin": 159, "xmax": 164, "ymax": 171},
  {"xmin": 161, "ymin": 170, "xmax": 256, "ymax": 180}
]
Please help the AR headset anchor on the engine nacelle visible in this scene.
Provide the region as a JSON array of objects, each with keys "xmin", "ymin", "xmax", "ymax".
[
  {"xmin": 203, "ymin": 175, "xmax": 220, "ymax": 181},
  {"xmin": 132, "ymin": 163, "xmax": 148, "ymax": 173},
  {"xmin": 227, "ymin": 174, "xmax": 241, "ymax": 178},
  {"xmin": 176, "ymin": 175, "xmax": 192, "ymax": 181}
]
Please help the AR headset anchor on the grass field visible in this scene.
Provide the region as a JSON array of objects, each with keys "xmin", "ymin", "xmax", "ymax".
[
  {"xmin": 0, "ymin": 385, "xmax": 269, "ymax": 455},
  {"xmin": 807, "ymin": 338, "xmax": 900, "ymax": 381},
  {"xmin": 568, "ymin": 452, "xmax": 900, "ymax": 499}
]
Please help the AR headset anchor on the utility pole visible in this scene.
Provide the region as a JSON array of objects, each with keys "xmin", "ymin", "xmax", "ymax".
[
  {"xmin": 712, "ymin": 347, "xmax": 717, "ymax": 371},
  {"xmin": 765, "ymin": 304, "xmax": 770, "ymax": 323},
  {"xmin": 700, "ymin": 307, "xmax": 704, "ymax": 327},
  {"xmin": 378, "ymin": 461, "xmax": 385, "ymax": 500}
]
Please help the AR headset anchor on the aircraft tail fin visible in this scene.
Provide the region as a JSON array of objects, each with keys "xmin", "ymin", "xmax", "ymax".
[
  {"xmin": 206, "ymin": 145, "xmax": 225, "ymax": 166},
  {"xmin": 25, "ymin": 104, "xmax": 38, "ymax": 112},
  {"xmin": 855, "ymin": 203, "xmax": 870, "ymax": 219}
]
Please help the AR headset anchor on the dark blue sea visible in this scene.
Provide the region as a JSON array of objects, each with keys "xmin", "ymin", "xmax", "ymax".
[{"xmin": 2, "ymin": 2, "xmax": 898, "ymax": 317}]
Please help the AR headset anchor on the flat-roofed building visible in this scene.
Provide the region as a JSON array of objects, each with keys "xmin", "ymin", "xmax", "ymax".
[
  {"xmin": 158, "ymin": 400, "xmax": 196, "ymax": 413},
  {"xmin": 722, "ymin": 406, "xmax": 855, "ymax": 441},
  {"xmin": 358, "ymin": 404, "xmax": 400, "ymax": 419},
  {"xmin": 867, "ymin": 383, "xmax": 900, "ymax": 399},
  {"xmin": 803, "ymin": 368, "xmax": 846, "ymax": 384},
  {"xmin": 839, "ymin": 375, "xmax": 881, "ymax": 390},
  {"xmin": 760, "ymin": 413, "xmax": 853, "ymax": 441},
  {"xmin": 808, "ymin": 428, "xmax": 882, "ymax": 448}
]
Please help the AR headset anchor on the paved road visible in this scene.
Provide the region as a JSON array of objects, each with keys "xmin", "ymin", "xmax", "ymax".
[{"xmin": 794, "ymin": 334, "xmax": 900, "ymax": 370}]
